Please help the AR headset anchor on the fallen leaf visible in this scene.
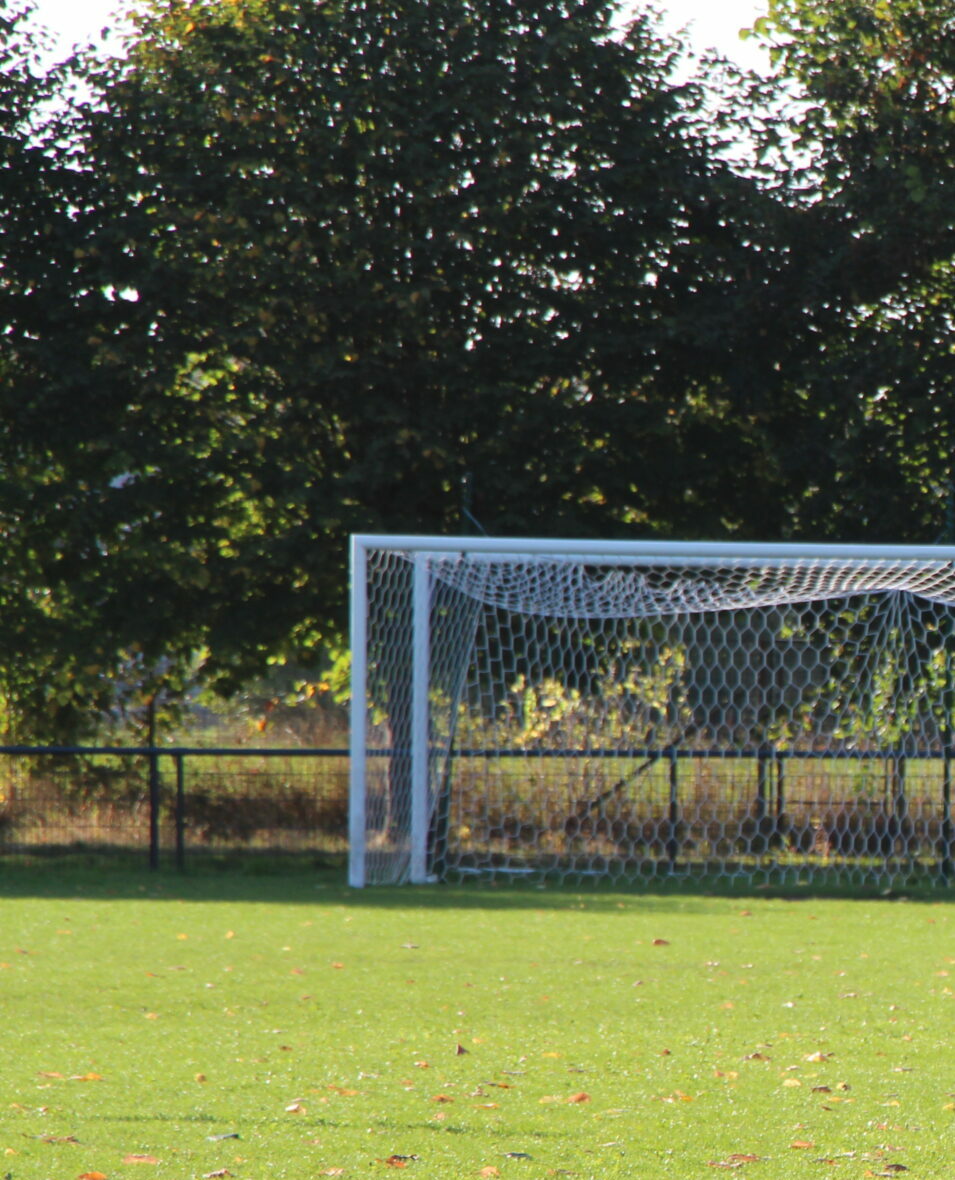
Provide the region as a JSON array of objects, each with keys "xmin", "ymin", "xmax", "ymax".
[
  {"xmin": 78, "ymin": 1173, "xmax": 109, "ymax": 1179},
  {"xmin": 479, "ymin": 1169, "xmax": 501, "ymax": 1178},
  {"xmin": 652, "ymin": 939, "xmax": 670, "ymax": 946},
  {"xmin": 566, "ymin": 1092, "xmax": 591, "ymax": 1104},
  {"xmin": 455, "ymin": 1044, "xmax": 469, "ymax": 1056},
  {"xmin": 319, "ymin": 1171, "xmax": 345, "ymax": 1177},
  {"xmin": 203, "ymin": 1172, "xmax": 232, "ymax": 1178},
  {"xmin": 790, "ymin": 1140, "xmax": 815, "ymax": 1149},
  {"xmin": 70, "ymin": 1073, "xmax": 103, "ymax": 1082},
  {"xmin": 380, "ymin": 1155, "xmax": 418, "ymax": 1167},
  {"xmin": 431, "ymin": 1094, "xmax": 454, "ymax": 1103},
  {"xmin": 285, "ymin": 1102, "xmax": 306, "ymax": 1114},
  {"xmin": 123, "ymin": 1155, "xmax": 159, "ymax": 1164}
]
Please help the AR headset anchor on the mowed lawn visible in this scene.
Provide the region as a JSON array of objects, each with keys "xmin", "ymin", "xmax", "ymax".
[{"xmin": 0, "ymin": 868, "xmax": 952, "ymax": 1179}]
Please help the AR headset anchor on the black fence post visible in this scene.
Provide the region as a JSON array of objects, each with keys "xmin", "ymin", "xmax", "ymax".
[
  {"xmin": 893, "ymin": 752, "xmax": 908, "ymax": 854},
  {"xmin": 943, "ymin": 752, "xmax": 953, "ymax": 879},
  {"xmin": 942, "ymin": 633, "xmax": 954, "ymax": 879},
  {"xmin": 667, "ymin": 748, "xmax": 679, "ymax": 870},
  {"xmin": 175, "ymin": 753, "xmax": 186, "ymax": 871},
  {"xmin": 776, "ymin": 753, "xmax": 786, "ymax": 820},
  {"xmin": 147, "ymin": 699, "xmax": 160, "ymax": 870},
  {"xmin": 756, "ymin": 745, "xmax": 771, "ymax": 822}
]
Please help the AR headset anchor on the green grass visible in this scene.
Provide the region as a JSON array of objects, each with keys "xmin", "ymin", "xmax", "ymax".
[{"xmin": 0, "ymin": 865, "xmax": 952, "ymax": 1179}]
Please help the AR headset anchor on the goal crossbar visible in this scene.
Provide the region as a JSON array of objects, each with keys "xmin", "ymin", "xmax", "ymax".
[{"xmin": 350, "ymin": 534, "xmax": 955, "ymax": 563}]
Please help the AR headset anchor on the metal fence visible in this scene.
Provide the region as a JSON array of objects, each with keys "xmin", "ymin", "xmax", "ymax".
[
  {"xmin": 3, "ymin": 742, "xmax": 955, "ymax": 885},
  {"xmin": 352, "ymin": 743, "xmax": 955, "ymax": 887},
  {"xmin": 0, "ymin": 746, "xmax": 350, "ymax": 867},
  {"xmin": 430, "ymin": 746, "xmax": 955, "ymax": 883}
]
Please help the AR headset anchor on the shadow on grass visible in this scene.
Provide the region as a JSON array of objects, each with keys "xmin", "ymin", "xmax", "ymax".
[{"xmin": 0, "ymin": 849, "xmax": 951, "ymax": 907}]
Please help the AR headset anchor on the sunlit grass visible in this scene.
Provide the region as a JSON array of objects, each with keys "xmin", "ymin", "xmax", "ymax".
[{"xmin": 0, "ymin": 866, "xmax": 951, "ymax": 1178}]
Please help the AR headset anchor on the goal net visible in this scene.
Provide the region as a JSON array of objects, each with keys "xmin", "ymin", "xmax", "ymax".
[{"xmin": 348, "ymin": 536, "xmax": 955, "ymax": 887}]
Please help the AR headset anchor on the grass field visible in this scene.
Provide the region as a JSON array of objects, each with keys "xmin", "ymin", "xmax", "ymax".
[{"xmin": 0, "ymin": 864, "xmax": 952, "ymax": 1179}]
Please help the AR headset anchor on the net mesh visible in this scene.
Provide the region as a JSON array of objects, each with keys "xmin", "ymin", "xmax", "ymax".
[{"xmin": 355, "ymin": 545, "xmax": 955, "ymax": 887}]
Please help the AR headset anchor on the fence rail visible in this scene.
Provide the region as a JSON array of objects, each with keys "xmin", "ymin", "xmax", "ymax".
[
  {"xmin": 0, "ymin": 745, "xmax": 350, "ymax": 869},
  {"xmin": 1, "ymin": 744, "xmax": 954, "ymax": 880}
]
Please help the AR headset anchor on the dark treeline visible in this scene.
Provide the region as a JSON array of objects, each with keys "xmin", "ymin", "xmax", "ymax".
[{"xmin": 3, "ymin": 0, "xmax": 955, "ymax": 741}]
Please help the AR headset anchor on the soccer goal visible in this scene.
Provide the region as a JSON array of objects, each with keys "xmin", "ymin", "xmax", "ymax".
[{"xmin": 348, "ymin": 535, "xmax": 955, "ymax": 887}]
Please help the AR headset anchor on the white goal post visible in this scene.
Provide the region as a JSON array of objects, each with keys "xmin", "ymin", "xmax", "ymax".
[{"xmin": 349, "ymin": 535, "xmax": 955, "ymax": 888}]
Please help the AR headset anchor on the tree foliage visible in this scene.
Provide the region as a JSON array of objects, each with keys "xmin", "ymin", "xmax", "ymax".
[
  {"xmin": 2, "ymin": 0, "xmax": 746, "ymax": 736},
  {"xmin": 744, "ymin": 0, "xmax": 955, "ymax": 539},
  {"xmin": 0, "ymin": 1, "xmax": 109, "ymax": 739},
  {"xmin": 6, "ymin": 0, "xmax": 955, "ymax": 739}
]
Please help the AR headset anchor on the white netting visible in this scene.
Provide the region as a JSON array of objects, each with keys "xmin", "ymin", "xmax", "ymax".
[
  {"xmin": 426, "ymin": 554, "xmax": 955, "ymax": 616},
  {"xmin": 352, "ymin": 542, "xmax": 955, "ymax": 888}
]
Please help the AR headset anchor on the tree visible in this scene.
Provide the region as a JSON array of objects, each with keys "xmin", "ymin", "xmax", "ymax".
[
  {"xmin": 11, "ymin": 0, "xmax": 955, "ymax": 747},
  {"xmin": 587, "ymin": 0, "xmax": 955, "ymax": 548},
  {"xmin": 0, "ymin": 1, "xmax": 106, "ymax": 740},
  {"xmin": 715, "ymin": 0, "xmax": 955, "ymax": 543},
  {"xmin": 1, "ymin": 0, "xmax": 747, "ymax": 739}
]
